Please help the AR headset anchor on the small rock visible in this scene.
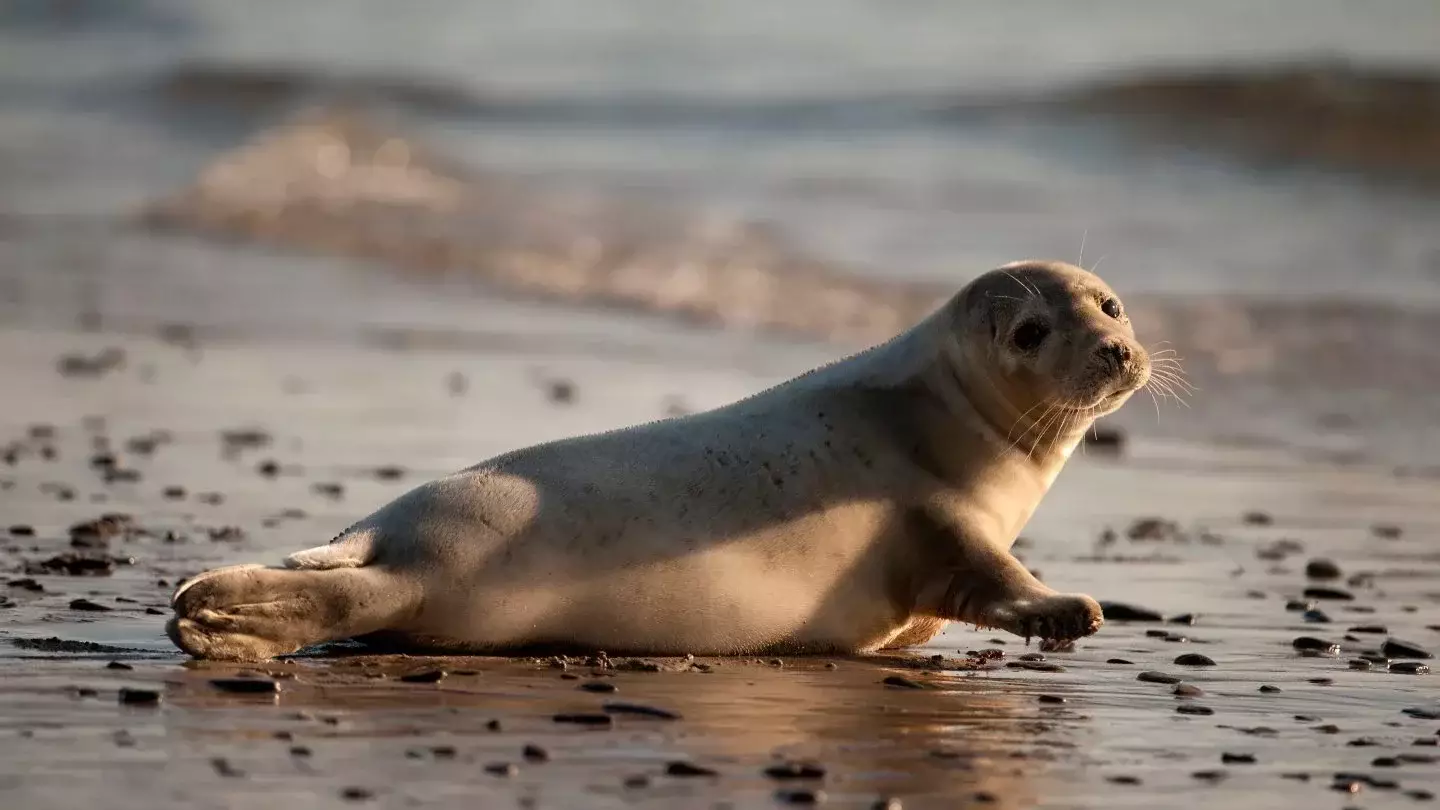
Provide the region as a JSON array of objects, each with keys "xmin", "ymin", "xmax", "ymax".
[
  {"xmin": 1106, "ymin": 775, "xmax": 1142, "ymax": 785},
  {"xmin": 1349, "ymin": 659, "xmax": 1373, "ymax": 671},
  {"xmin": 106, "ymin": 661, "xmax": 133, "ymax": 671},
  {"xmin": 623, "ymin": 775, "xmax": 651, "ymax": 789},
  {"xmin": 1305, "ymin": 559, "xmax": 1342, "ymax": 579},
  {"xmin": 1177, "ymin": 704, "xmax": 1214, "ymax": 716},
  {"xmin": 1106, "ymin": 658, "xmax": 1134, "ymax": 665},
  {"xmin": 1173, "ymin": 684, "xmax": 1205, "ymax": 697},
  {"xmin": 339, "ymin": 787, "xmax": 374, "ymax": 801},
  {"xmin": 1191, "ymin": 770, "xmax": 1227, "ymax": 782},
  {"xmin": 579, "ymin": 681, "xmax": 617, "ymax": 693},
  {"xmin": 1349, "ymin": 624, "xmax": 1388, "ymax": 634},
  {"xmin": 1174, "ymin": 653, "xmax": 1215, "ymax": 666},
  {"xmin": 1371, "ymin": 524, "xmax": 1403, "ymax": 539},
  {"xmin": 484, "ymin": 762, "xmax": 518, "ymax": 777},
  {"xmin": 399, "ymin": 669, "xmax": 447, "ymax": 683},
  {"xmin": 1221, "ymin": 753, "xmax": 1256, "ymax": 764},
  {"xmin": 1242, "ymin": 511, "xmax": 1272, "ymax": 526},
  {"xmin": 1382, "ymin": 639, "xmax": 1432, "ymax": 659},
  {"xmin": 1137, "ymin": 671, "xmax": 1181, "ymax": 685},
  {"xmin": 1037, "ymin": 694, "xmax": 1066, "ymax": 704},
  {"xmin": 209, "ymin": 678, "xmax": 279, "ymax": 694},
  {"xmin": 552, "ymin": 713, "xmax": 613, "ymax": 727},
  {"xmin": 118, "ymin": 688, "xmax": 161, "ymax": 706},
  {"xmin": 775, "ymin": 788, "xmax": 826, "ymax": 805},
  {"xmin": 764, "ymin": 762, "xmax": 827, "ymax": 780},
  {"xmin": 522, "ymin": 745, "xmax": 549, "ymax": 762},
  {"xmin": 1098, "ymin": 602, "xmax": 1163, "ymax": 621},
  {"xmin": 665, "ymin": 761, "xmax": 718, "ymax": 777},
  {"xmin": 1168, "ymin": 613, "xmax": 1199, "ymax": 625},
  {"xmin": 1390, "ymin": 662, "xmax": 1431, "ymax": 675},
  {"xmin": 602, "ymin": 701, "xmax": 681, "ymax": 720},
  {"xmin": 1401, "ymin": 706, "xmax": 1440, "ymax": 719},
  {"xmin": 1303, "ymin": 586, "xmax": 1354, "ymax": 601},
  {"xmin": 69, "ymin": 598, "xmax": 112, "ymax": 612},
  {"xmin": 882, "ymin": 675, "xmax": 926, "ymax": 689},
  {"xmin": 1292, "ymin": 637, "xmax": 1341, "ymax": 655},
  {"xmin": 1303, "ymin": 609, "xmax": 1331, "ymax": 623}
]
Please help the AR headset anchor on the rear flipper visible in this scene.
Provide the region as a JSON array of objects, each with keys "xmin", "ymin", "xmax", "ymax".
[{"xmin": 167, "ymin": 563, "xmax": 419, "ymax": 661}]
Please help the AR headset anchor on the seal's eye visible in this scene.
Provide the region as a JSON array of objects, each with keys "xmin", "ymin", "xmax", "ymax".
[
  {"xmin": 1100, "ymin": 297, "xmax": 1123, "ymax": 319},
  {"xmin": 1011, "ymin": 320, "xmax": 1049, "ymax": 352}
]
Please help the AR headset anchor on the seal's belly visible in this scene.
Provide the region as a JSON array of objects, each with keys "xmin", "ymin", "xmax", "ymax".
[{"xmin": 409, "ymin": 502, "xmax": 913, "ymax": 654}]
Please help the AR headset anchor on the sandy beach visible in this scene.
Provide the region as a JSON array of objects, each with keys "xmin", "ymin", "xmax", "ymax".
[{"xmin": 4, "ymin": 2, "xmax": 1440, "ymax": 808}]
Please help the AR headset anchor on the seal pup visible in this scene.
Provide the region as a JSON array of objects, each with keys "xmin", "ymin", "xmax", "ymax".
[{"xmin": 168, "ymin": 260, "xmax": 1152, "ymax": 661}]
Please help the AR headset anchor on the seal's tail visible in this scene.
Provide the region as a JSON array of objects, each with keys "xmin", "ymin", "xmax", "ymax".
[{"xmin": 166, "ymin": 558, "xmax": 418, "ymax": 661}]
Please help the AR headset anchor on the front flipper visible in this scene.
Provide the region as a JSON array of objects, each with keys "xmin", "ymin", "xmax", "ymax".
[{"xmin": 912, "ymin": 507, "xmax": 1103, "ymax": 644}]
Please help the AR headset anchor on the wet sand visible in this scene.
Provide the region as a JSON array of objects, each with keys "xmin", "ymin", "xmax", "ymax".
[{"xmin": 2, "ymin": 256, "xmax": 1438, "ymax": 809}]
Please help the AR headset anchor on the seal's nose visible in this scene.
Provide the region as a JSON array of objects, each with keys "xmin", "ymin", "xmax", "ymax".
[{"xmin": 1097, "ymin": 340, "xmax": 1132, "ymax": 372}]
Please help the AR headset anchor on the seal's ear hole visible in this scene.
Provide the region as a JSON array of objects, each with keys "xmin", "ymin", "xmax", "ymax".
[{"xmin": 1011, "ymin": 320, "xmax": 1050, "ymax": 352}]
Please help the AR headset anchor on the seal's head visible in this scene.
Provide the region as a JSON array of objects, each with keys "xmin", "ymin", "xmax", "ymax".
[{"xmin": 952, "ymin": 260, "xmax": 1150, "ymax": 429}]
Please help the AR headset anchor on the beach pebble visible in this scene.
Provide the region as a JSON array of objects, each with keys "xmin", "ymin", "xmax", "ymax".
[
  {"xmin": 1176, "ymin": 704, "xmax": 1214, "ymax": 716},
  {"xmin": 553, "ymin": 713, "xmax": 613, "ymax": 727},
  {"xmin": 765, "ymin": 762, "xmax": 827, "ymax": 780},
  {"xmin": 882, "ymin": 675, "xmax": 926, "ymax": 689},
  {"xmin": 602, "ymin": 701, "xmax": 681, "ymax": 720},
  {"xmin": 1137, "ymin": 671, "xmax": 1181, "ymax": 684},
  {"xmin": 1304, "ymin": 586, "xmax": 1354, "ymax": 601},
  {"xmin": 69, "ymin": 598, "xmax": 112, "ymax": 612},
  {"xmin": 522, "ymin": 744, "xmax": 549, "ymax": 762},
  {"xmin": 1305, "ymin": 559, "xmax": 1342, "ymax": 579},
  {"xmin": 209, "ymin": 677, "xmax": 279, "ymax": 694},
  {"xmin": 118, "ymin": 688, "xmax": 161, "ymax": 706},
  {"xmin": 1106, "ymin": 658, "xmax": 1134, "ymax": 665},
  {"xmin": 1292, "ymin": 637, "xmax": 1341, "ymax": 655},
  {"xmin": 775, "ymin": 788, "xmax": 826, "ymax": 805},
  {"xmin": 399, "ymin": 669, "xmax": 447, "ymax": 683},
  {"xmin": 1174, "ymin": 653, "xmax": 1215, "ymax": 666},
  {"xmin": 1382, "ymin": 639, "xmax": 1432, "ymax": 659},
  {"xmin": 484, "ymin": 763, "xmax": 517, "ymax": 777},
  {"xmin": 1098, "ymin": 602, "xmax": 1163, "ymax": 621},
  {"xmin": 1402, "ymin": 707, "xmax": 1440, "ymax": 719},
  {"xmin": 1174, "ymin": 684, "xmax": 1205, "ymax": 697},
  {"xmin": 1037, "ymin": 694, "xmax": 1066, "ymax": 704},
  {"xmin": 578, "ymin": 681, "xmax": 617, "ymax": 693},
  {"xmin": 665, "ymin": 761, "xmax": 718, "ymax": 777},
  {"xmin": 1349, "ymin": 624, "xmax": 1388, "ymax": 634},
  {"xmin": 1391, "ymin": 662, "xmax": 1431, "ymax": 675},
  {"xmin": 1303, "ymin": 609, "xmax": 1331, "ymax": 623},
  {"xmin": 1221, "ymin": 753, "xmax": 1256, "ymax": 764}
]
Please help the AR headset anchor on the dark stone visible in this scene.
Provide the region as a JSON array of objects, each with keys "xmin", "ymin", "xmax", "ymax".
[
  {"xmin": 1382, "ymin": 638, "xmax": 1432, "ymax": 659},
  {"xmin": 484, "ymin": 762, "xmax": 518, "ymax": 777},
  {"xmin": 578, "ymin": 681, "xmax": 617, "ymax": 693},
  {"xmin": 1221, "ymin": 753, "xmax": 1256, "ymax": 764},
  {"xmin": 1291, "ymin": 637, "xmax": 1340, "ymax": 655},
  {"xmin": 1098, "ymin": 602, "xmax": 1163, "ymax": 621},
  {"xmin": 1174, "ymin": 654, "xmax": 1215, "ymax": 666},
  {"xmin": 106, "ymin": 661, "xmax": 133, "ymax": 671},
  {"xmin": 1390, "ymin": 662, "xmax": 1430, "ymax": 675},
  {"xmin": 1302, "ymin": 609, "xmax": 1331, "ymax": 623},
  {"xmin": 1305, "ymin": 559, "xmax": 1342, "ymax": 579},
  {"xmin": 339, "ymin": 787, "xmax": 374, "ymax": 801},
  {"xmin": 522, "ymin": 744, "xmax": 549, "ymax": 762},
  {"xmin": 665, "ymin": 761, "xmax": 718, "ymax": 777},
  {"xmin": 1106, "ymin": 658, "xmax": 1134, "ymax": 665},
  {"xmin": 602, "ymin": 701, "xmax": 681, "ymax": 720},
  {"xmin": 1037, "ymin": 694, "xmax": 1066, "ymax": 704},
  {"xmin": 775, "ymin": 788, "xmax": 826, "ymax": 805},
  {"xmin": 1402, "ymin": 707, "xmax": 1440, "ymax": 719},
  {"xmin": 1349, "ymin": 624, "xmax": 1388, "ymax": 634},
  {"xmin": 399, "ymin": 669, "xmax": 447, "ymax": 683},
  {"xmin": 118, "ymin": 688, "xmax": 161, "ymax": 706},
  {"xmin": 553, "ymin": 713, "xmax": 613, "ymax": 727},
  {"xmin": 882, "ymin": 675, "xmax": 926, "ymax": 689},
  {"xmin": 1168, "ymin": 613, "xmax": 1199, "ymax": 625},
  {"xmin": 209, "ymin": 677, "xmax": 279, "ymax": 694},
  {"xmin": 1137, "ymin": 671, "xmax": 1181, "ymax": 684},
  {"xmin": 764, "ymin": 762, "xmax": 827, "ymax": 780},
  {"xmin": 1177, "ymin": 704, "xmax": 1214, "ymax": 716},
  {"xmin": 1173, "ymin": 684, "xmax": 1205, "ymax": 697},
  {"xmin": 1303, "ymin": 586, "xmax": 1354, "ymax": 601},
  {"xmin": 69, "ymin": 598, "xmax": 112, "ymax": 612}
]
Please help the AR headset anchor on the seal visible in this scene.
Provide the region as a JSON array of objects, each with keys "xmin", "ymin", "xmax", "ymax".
[{"xmin": 168, "ymin": 260, "xmax": 1152, "ymax": 661}]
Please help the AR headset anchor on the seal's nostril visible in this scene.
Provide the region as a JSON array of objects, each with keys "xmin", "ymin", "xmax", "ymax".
[{"xmin": 1099, "ymin": 342, "xmax": 1130, "ymax": 370}]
